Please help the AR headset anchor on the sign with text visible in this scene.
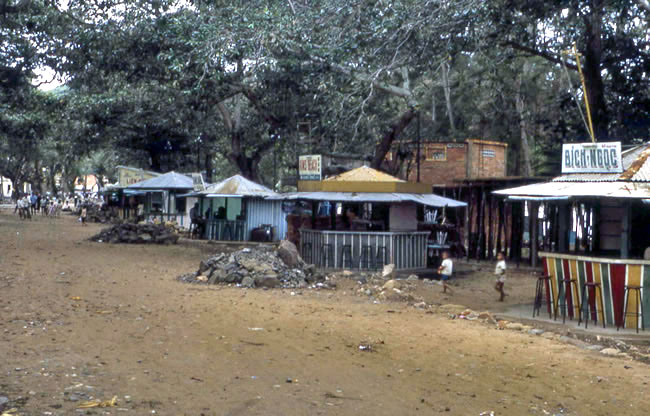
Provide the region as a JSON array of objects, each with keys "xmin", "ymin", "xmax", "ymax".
[
  {"xmin": 192, "ymin": 173, "xmax": 205, "ymax": 191},
  {"xmin": 299, "ymin": 155, "xmax": 322, "ymax": 180},
  {"xmin": 561, "ymin": 142, "xmax": 623, "ymax": 174}
]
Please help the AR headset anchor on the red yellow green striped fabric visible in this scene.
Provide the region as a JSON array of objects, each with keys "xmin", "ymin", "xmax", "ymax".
[{"xmin": 541, "ymin": 255, "xmax": 649, "ymax": 329}]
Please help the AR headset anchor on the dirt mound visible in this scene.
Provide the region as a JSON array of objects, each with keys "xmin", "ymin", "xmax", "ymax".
[
  {"xmin": 178, "ymin": 245, "xmax": 329, "ymax": 289},
  {"xmin": 90, "ymin": 223, "xmax": 180, "ymax": 244}
]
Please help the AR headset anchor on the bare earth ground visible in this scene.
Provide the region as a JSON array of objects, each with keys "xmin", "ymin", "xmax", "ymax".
[{"xmin": 1, "ymin": 209, "xmax": 649, "ymax": 416}]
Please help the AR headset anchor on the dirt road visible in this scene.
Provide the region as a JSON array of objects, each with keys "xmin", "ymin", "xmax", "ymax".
[{"xmin": 1, "ymin": 210, "xmax": 648, "ymax": 415}]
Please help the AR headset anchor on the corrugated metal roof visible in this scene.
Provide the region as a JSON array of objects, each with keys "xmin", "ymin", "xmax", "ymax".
[
  {"xmin": 270, "ymin": 192, "xmax": 466, "ymax": 208},
  {"xmin": 494, "ymin": 181, "xmax": 650, "ymax": 199},
  {"xmin": 324, "ymin": 166, "xmax": 405, "ymax": 182},
  {"xmin": 554, "ymin": 143, "xmax": 650, "ymax": 182},
  {"xmin": 201, "ymin": 175, "xmax": 277, "ymax": 197},
  {"xmin": 126, "ymin": 171, "xmax": 194, "ymax": 190}
]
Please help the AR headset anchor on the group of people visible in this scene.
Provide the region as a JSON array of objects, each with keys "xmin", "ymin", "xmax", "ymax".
[
  {"xmin": 433, "ymin": 250, "xmax": 508, "ymax": 301},
  {"xmin": 14, "ymin": 192, "xmax": 88, "ymax": 221}
]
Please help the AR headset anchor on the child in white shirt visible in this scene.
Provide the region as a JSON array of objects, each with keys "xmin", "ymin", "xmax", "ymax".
[
  {"xmin": 494, "ymin": 251, "xmax": 506, "ymax": 301},
  {"xmin": 435, "ymin": 251, "xmax": 454, "ymax": 294}
]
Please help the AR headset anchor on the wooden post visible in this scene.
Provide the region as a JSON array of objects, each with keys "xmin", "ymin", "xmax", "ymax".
[
  {"xmin": 530, "ymin": 201, "xmax": 539, "ymax": 268},
  {"xmin": 477, "ymin": 188, "xmax": 486, "ymax": 260},
  {"xmin": 330, "ymin": 201, "xmax": 336, "ymax": 230},
  {"xmin": 487, "ymin": 194, "xmax": 494, "ymax": 260},
  {"xmin": 621, "ymin": 201, "xmax": 630, "ymax": 259},
  {"xmin": 558, "ymin": 202, "xmax": 569, "ymax": 252},
  {"xmin": 466, "ymin": 187, "xmax": 473, "ymax": 261},
  {"xmin": 510, "ymin": 201, "xmax": 522, "ymax": 267}
]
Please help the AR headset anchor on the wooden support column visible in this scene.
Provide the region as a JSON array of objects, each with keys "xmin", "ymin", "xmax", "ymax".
[
  {"xmin": 510, "ymin": 201, "xmax": 523, "ymax": 267},
  {"xmin": 621, "ymin": 201, "xmax": 630, "ymax": 259},
  {"xmin": 558, "ymin": 202, "xmax": 569, "ymax": 252},
  {"xmin": 477, "ymin": 188, "xmax": 486, "ymax": 260},
  {"xmin": 330, "ymin": 201, "xmax": 336, "ymax": 230},
  {"xmin": 487, "ymin": 194, "xmax": 494, "ymax": 260},
  {"xmin": 465, "ymin": 188, "xmax": 473, "ymax": 261},
  {"xmin": 530, "ymin": 201, "xmax": 539, "ymax": 268}
]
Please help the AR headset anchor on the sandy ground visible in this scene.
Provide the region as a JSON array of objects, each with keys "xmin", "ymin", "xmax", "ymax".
[{"xmin": 1, "ymin": 209, "xmax": 649, "ymax": 416}]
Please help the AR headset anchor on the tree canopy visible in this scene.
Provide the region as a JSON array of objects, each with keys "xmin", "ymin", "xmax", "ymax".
[{"xmin": 1, "ymin": 0, "xmax": 648, "ymax": 192}]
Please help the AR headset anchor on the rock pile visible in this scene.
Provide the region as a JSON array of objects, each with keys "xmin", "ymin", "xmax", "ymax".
[
  {"xmin": 90, "ymin": 223, "xmax": 180, "ymax": 244},
  {"xmin": 178, "ymin": 243, "xmax": 328, "ymax": 289}
]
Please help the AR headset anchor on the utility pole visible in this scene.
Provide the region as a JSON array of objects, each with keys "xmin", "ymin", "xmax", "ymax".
[
  {"xmin": 416, "ymin": 109, "xmax": 421, "ymax": 182},
  {"xmin": 570, "ymin": 42, "xmax": 596, "ymax": 143}
]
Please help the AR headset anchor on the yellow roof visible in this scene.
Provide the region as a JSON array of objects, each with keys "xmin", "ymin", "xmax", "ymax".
[{"xmin": 324, "ymin": 166, "xmax": 405, "ymax": 183}]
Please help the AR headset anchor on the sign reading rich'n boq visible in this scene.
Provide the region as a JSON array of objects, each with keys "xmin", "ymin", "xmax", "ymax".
[{"xmin": 561, "ymin": 142, "xmax": 623, "ymax": 174}]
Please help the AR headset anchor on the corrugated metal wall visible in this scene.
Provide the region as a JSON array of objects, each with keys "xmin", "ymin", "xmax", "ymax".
[{"xmin": 246, "ymin": 199, "xmax": 288, "ymax": 241}]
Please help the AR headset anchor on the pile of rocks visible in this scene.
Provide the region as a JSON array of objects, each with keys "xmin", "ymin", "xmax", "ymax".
[
  {"xmin": 178, "ymin": 241, "xmax": 328, "ymax": 289},
  {"xmin": 90, "ymin": 223, "xmax": 180, "ymax": 244}
]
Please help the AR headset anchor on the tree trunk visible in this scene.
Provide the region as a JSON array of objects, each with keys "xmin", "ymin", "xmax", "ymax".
[
  {"xmin": 441, "ymin": 62, "xmax": 456, "ymax": 134},
  {"xmin": 370, "ymin": 108, "xmax": 417, "ymax": 170},
  {"xmin": 515, "ymin": 75, "xmax": 533, "ymax": 176},
  {"xmin": 583, "ymin": 0, "xmax": 608, "ymax": 139}
]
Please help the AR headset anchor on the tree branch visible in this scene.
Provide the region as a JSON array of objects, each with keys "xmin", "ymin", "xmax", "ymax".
[{"xmin": 503, "ymin": 41, "xmax": 578, "ymax": 71}]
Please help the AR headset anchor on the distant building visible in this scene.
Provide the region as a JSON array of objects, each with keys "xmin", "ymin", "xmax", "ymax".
[{"xmin": 0, "ymin": 176, "xmax": 31, "ymax": 199}]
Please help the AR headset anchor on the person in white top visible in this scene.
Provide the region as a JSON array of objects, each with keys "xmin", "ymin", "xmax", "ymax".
[
  {"xmin": 435, "ymin": 251, "xmax": 454, "ymax": 294},
  {"xmin": 494, "ymin": 251, "xmax": 507, "ymax": 301}
]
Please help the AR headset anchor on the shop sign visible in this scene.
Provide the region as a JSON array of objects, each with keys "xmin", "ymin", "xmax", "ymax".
[
  {"xmin": 299, "ymin": 155, "xmax": 322, "ymax": 180},
  {"xmin": 561, "ymin": 142, "xmax": 623, "ymax": 173}
]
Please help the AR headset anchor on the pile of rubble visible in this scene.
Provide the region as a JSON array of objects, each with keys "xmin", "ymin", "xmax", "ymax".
[
  {"xmin": 90, "ymin": 223, "xmax": 180, "ymax": 244},
  {"xmin": 178, "ymin": 241, "xmax": 329, "ymax": 289},
  {"xmin": 73, "ymin": 204, "xmax": 121, "ymax": 224}
]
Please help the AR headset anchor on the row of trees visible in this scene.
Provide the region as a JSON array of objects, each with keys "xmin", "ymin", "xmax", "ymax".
[{"xmin": 1, "ymin": 0, "xmax": 648, "ymax": 195}]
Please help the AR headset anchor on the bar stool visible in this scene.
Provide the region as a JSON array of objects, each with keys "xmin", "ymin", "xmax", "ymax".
[
  {"xmin": 554, "ymin": 278, "xmax": 580, "ymax": 324},
  {"xmin": 359, "ymin": 245, "xmax": 374, "ymax": 270},
  {"xmin": 321, "ymin": 243, "xmax": 333, "ymax": 268},
  {"xmin": 618, "ymin": 285, "xmax": 645, "ymax": 334},
  {"xmin": 375, "ymin": 246, "xmax": 388, "ymax": 270},
  {"xmin": 340, "ymin": 245, "xmax": 353, "ymax": 269},
  {"xmin": 302, "ymin": 242, "xmax": 313, "ymax": 264},
  {"xmin": 532, "ymin": 275, "xmax": 552, "ymax": 319},
  {"xmin": 578, "ymin": 281, "xmax": 605, "ymax": 329}
]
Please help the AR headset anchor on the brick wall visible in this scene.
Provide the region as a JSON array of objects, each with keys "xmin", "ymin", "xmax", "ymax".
[
  {"xmin": 404, "ymin": 140, "xmax": 507, "ymax": 186},
  {"xmin": 406, "ymin": 143, "xmax": 467, "ymax": 186},
  {"xmin": 466, "ymin": 140, "xmax": 507, "ymax": 178}
]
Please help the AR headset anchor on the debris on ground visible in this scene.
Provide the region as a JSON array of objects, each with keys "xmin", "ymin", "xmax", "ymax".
[
  {"xmin": 177, "ymin": 242, "xmax": 330, "ymax": 289},
  {"xmin": 90, "ymin": 223, "xmax": 180, "ymax": 245},
  {"xmin": 77, "ymin": 396, "xmax": 118, "ymax": 408}
]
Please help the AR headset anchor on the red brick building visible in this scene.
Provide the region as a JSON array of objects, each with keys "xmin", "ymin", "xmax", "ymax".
[{"xmin": 401, "ymin": 139, "xmax": 508, "ymax": 186}]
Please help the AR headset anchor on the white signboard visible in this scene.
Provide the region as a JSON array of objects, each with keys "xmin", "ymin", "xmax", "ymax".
[
  {"xmin": 192, "ymin": 173, "xmax": 205, "ymax": 191},
  {"xmin": 298, "ymin": 155, "xmax": 322, "ymax": 180},
  {"xmin": 561, "ymin": 142, "xmax": 623, "ymax": 173}
]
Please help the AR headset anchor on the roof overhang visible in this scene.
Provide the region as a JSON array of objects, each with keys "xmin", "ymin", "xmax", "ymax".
[
  {"xmin": 270, "ymin": 192, "xmax": 466, "ymax": 208},
  {"xmin": 494, "ymin": 181, "xmax": 650, "ymax": 199},
  {"xmin": 298, "ymin": 180, "xmax": 431, "ymax": 194}
]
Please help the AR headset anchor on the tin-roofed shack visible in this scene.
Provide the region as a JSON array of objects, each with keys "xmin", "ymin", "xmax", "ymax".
[
  {"xmin": 495, "ymin": 142, "xmax": 650, "ymax": 329},
  {"xmin": 126, "ymin": 171, "xmax": 195, "ymax": 227},
  {"xmin": 186, "ymin": 175, "xmax": 288, "ymax": 242},
  {"xmin": 276, "ymin": 166, "xmax": 466, "ymax": 270}
]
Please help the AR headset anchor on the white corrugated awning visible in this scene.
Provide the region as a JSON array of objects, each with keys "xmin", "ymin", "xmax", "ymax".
[
  {"xmin": 269, "ymin": 192, "xmax": 466, "ymax": 208},
  {"xmin": 494, "ymin": 181, "xmax": 650, "ymax": 199}
]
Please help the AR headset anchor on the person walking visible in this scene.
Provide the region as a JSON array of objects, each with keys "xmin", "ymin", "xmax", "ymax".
[
  {"xmin": 494, "ymin": 251, "xmax": 507, "ymax": 302},
  {"xmin": 80, "ymin": 204, "xmax": 88, "ymax": 226},
  {"xmin": 434, "ymin": 251, "xmax": 454, "ymax": 294}
]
